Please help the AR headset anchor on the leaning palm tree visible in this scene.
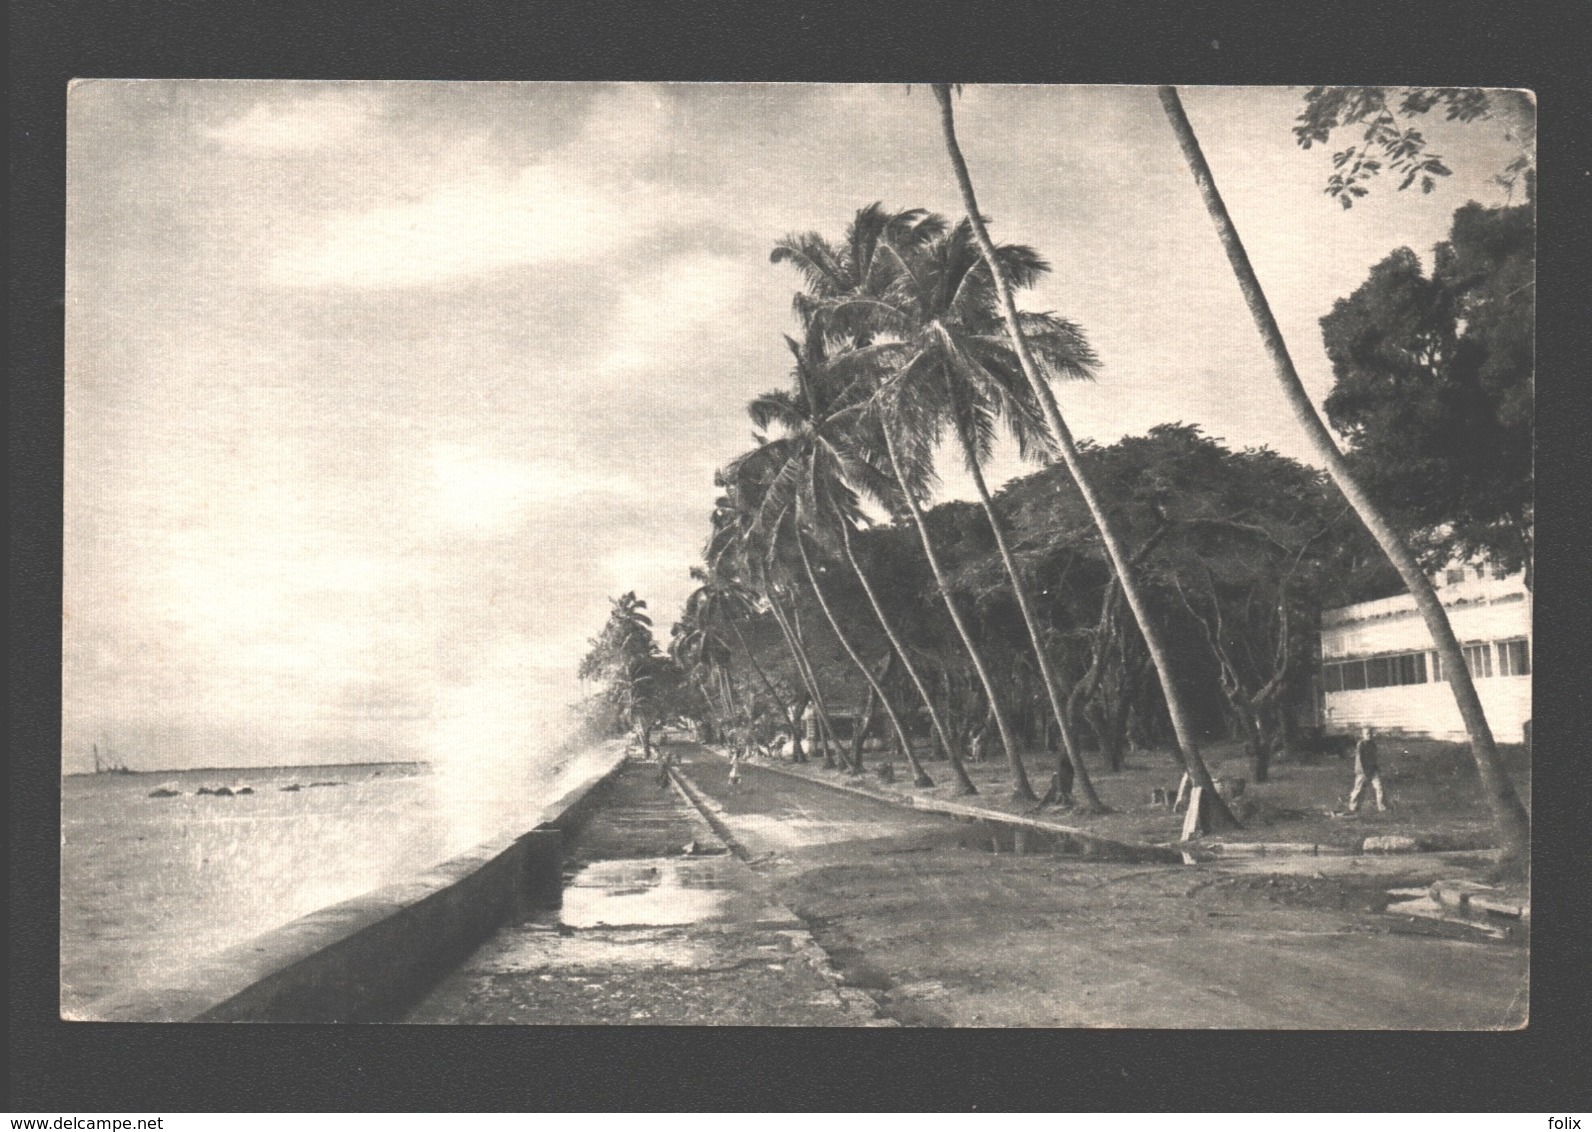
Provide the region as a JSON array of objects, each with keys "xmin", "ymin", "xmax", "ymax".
[
  {"xmin": 773, "ymin": 206, "xmax": 986, "ymax": 789},
  {"xmin": 707, "ymin": 473, "xmax": 845, "ymax": 766},
  {"xmin": 728, "ymin": 334, "xmax": 945, "ymax": 787},
  {"xmin": 824, "ymin": 217, "xmax": 1110, "ymax": 810},
  {"xmin": 681, "ymin": 566, "xmax": 801, "ymax": 751},
  {"xmin": 668, "ymin": 606, "xmax": 732, "ymax": 732},
  {"xmin": 774, "ymin": 204, "xmax": 1048, "ymax": 800},
  {"xmin": 1156, "ymin": 85, "xmax": 1529, "ymax": 863},
  {"xmin": 931, "ymin": 83, "xmax": 1238, "ymax": 826}
]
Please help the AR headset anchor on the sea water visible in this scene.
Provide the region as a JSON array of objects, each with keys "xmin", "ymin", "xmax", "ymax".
[{"xmin": 60, "ymin": 750, "xmax": 608, "ymax": 1018}]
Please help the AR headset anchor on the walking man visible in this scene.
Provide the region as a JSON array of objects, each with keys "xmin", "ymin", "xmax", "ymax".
[{"xmin": 1348, "ymin": 725, "xmax": 1388, "ymax": 813}]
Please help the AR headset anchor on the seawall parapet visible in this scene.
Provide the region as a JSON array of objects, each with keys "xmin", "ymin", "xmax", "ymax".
[{"xmin": 78, "ymin": 743, "xmax": 629, "ymax": 1023}]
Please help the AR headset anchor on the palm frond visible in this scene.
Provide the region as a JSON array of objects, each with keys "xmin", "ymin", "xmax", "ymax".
[
  {"xmin": 769, "ymin": 233, "xmax": 847, "ymax": 297},
  {"xmin": 747, "ymin": 388, "xmax": 807, "ymax": 434}
]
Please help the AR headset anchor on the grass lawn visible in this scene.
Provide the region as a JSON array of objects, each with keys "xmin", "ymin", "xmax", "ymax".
[{"xmin": 767, "ymin": 735, "xmax": 1532, "ymax": 853}]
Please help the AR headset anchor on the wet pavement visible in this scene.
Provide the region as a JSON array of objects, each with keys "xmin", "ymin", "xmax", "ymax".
[
  {"xmin": 409, "ymin": 744, "xmax": 1528, "ymax": 1028},
  {"xmin": 403, "ymin": 759, "xmax": 891, "ymax": 1025}
]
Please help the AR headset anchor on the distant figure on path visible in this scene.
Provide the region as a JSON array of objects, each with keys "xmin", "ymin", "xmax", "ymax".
[
  {"xmin": 970, "ymin": 725, "xmax": 992, "ymax": 765},
  {"xmin": 1047, "ymin": 758, "xmax": 1075, "ymax": 809},
  {"xmin": 657, "ymin": 747, "xmax": 673, "ymax": 789},
  {"xmin": 1348, "ymin": 725, "xmax": 1388, "ymax": 812},
  {"xmin": 728, "ymin": 750, "xmax": 742, "ymax": 788}
]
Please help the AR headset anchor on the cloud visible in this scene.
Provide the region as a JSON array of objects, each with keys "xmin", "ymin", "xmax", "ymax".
[
  {"xmin": 269, "ymin": 165, "xmax": 631, "ymax": 288},
  {"xmin": 600, "ymin": 252, "xmax": 747, "ymax": 373},
  {"xmin": 206, "ymin": 91, "xmax": 378, "ymax": 152},
  {"xmin": 265, "ymin": 86, "xmax": 720, "ymax": 290},
  {"xmin": 425, "ymin": 443, "xmax": 644, "ymax": 535},
  {"xmin": 601, "ymin": 543, "xmax": 699, "ymax": 617}
]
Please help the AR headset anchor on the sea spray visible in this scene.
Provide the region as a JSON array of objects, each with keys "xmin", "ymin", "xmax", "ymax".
[{"xmin": 423, "ymin": 674, "xmax": 579, "ymax": 855}]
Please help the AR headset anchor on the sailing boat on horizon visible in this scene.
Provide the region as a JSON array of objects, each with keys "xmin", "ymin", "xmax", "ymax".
[{"xmin": 92, "ymin": 741, "xmax": 133, "ymax": 775}]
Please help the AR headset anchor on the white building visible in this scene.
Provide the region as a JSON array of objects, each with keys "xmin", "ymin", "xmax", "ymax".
[{"xmin": 1317, "ymin": 564, "xmax": 1531, "ymax": 743}]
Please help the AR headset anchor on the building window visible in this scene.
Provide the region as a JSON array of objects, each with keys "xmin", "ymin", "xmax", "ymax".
[
  {"xmin": 1397, "ymin": 652, "xmax": 1427, "ymax": 685},
  {"xmin": 1445, "ymin": 568, "xmax": 1467, "ymax": 586},
  {"xmin": 1462, "ymin": 642, "xmax": 1494, "ymax": 679},
  {"xmin": 1491, "ymin": 562, "xmax": 1511, "ymax": 580},
  {"xmin": 1497, "ymin": 637, "xmax": 1531, "ymax": 676},
  {"xmin": 1325, "ymin": 651, "xmax": 1429, "ymax": 692}
]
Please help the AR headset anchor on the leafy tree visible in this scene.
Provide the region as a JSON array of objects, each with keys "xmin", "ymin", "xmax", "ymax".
[
  {"xmin": 1294, "ymin": 87, "xmax": 1535, "ymax": 208},
  {"xmin": 1140, "ymin": 432, "xmax": 1358, "ymax": 782},
  {"xmin": 1321, "ymin": 199, "xmax": 1534, "ymax": 585},
  {"xmin": 1160, "ymin": 86, "xmax": 1530, "ymax": 868}
]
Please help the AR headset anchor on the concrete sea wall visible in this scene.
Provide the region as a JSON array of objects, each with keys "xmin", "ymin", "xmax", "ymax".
[{"xmin": 81, "ymin": 745, "xmax": 629, "ymax": 1023}]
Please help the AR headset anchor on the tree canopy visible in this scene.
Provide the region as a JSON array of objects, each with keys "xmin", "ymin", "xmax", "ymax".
[
  {"xmin": 1320, "ymin": 198, "xmax": 1534, "ymax": 583},
  {"xmin": 1294, "ymin": 87, "xmax": 1535, "ymax": 208}
]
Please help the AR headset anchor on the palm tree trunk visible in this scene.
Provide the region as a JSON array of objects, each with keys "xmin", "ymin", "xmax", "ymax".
[
  {"xmin": 795, "ymin": 528, "xmax": 925, "ymax": 781},
  {"xmin": 850, "ymin": 681, "xmax": 877, "ymax": 770},
  {"xmin": 1157, "ymin": 85, "xmax": 1529, "ymax": 865},
  {"xmin": 726, "ymin": 613, "xmax": 803, "ymax": 758},
  {"xmin": 953, "ymin": 411, "xmax": 1107, "ymax": 810},
  {"xmin": 764, "ymin": 590, "xmax": 825, "ymax": 762},
  {"xmin": 716, "ymin": 665, "xmax": 738, "ymax": 724},
  {"xmin": 837, "ymin": 520, "xmax": 946, "ymax": 787},
  {"xmin": 932, "ymin": 83, "xmax": 1237, "ymax": 827},
  {"xmin": 880, "ymin": 421, "xmax": 1013, "ymax": 797},
  {"xmin": 789, "ymin": 596, "xmax": 847, "ymax": 767},
  {"xmin": 770, "ymin": 589, "xmax": 843, "ymax": 767}
]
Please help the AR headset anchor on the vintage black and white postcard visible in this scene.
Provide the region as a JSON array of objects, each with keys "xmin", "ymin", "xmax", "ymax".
[{"xmin": 62, "ymin": 81, "xmax": 1533, "ymax": 1028}]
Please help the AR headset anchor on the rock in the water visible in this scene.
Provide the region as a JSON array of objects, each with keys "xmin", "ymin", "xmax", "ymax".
[
  {"xmin": 147, "ymin": 787, "xmax": 181, "ymax": 798},
  {"xmin": 280, "ymin": 783, "xmax": 302, "ymax": 792},
  {"xmin": 1363, "ymin": 834, "xmax": 1419, "ymax": 853}
]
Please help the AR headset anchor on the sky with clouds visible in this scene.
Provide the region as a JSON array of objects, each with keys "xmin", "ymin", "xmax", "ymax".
[{"xmin": 63, "ymin": 81, "xmax": 1526, "ymax": 772}]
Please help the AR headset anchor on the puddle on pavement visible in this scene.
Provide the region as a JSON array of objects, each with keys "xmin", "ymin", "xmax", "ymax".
[
  {"xmin": 954, "ymin": 819, "xmax": 1079, "ymax": 856},
  {"xmin": 557, "ymin": 857, "xmax": 736, "ymax": 928}
]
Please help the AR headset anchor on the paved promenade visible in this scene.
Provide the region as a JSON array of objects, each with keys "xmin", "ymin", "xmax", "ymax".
[
  {"xmin": 409, "ymin": 743, "xmax": 1527, "ymax": 1028},
  {"xmin": 404, "ymin": 756, "xmax": 890, "ymax": 1025}
]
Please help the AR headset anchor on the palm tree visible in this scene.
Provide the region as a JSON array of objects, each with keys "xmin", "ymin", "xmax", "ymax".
[
  {"xmin": 579, "ymin": 592, "xmax": 666, "ymax": 758},
  {"xmin": 931, "ymin": 83, "xmax": 1239, "ymax": 826},
  {"xmin": 825, "ymin": 216, "xmax": 1110, "ymax": 809},
  {"xmin": 773, "ymin": 207, "xmax": 986, "ymax": 790},
  {"xmin": 774, "ymin": 204, "xmax": 1052, "ymax": 799},
  {"xmin": 1156, "ymin": 85, "xmax": 1529, "ymax": 863},
  {"xmin": 681, "ymin": 566, "xmax": 800, "ymax": 750},
  {"xmin": 707, "ymin": 474, "xmax": 843, "ymax": 766},
  {"xmin": 729, "ymin": 329, "xmax": 944, "ymax": 787}
]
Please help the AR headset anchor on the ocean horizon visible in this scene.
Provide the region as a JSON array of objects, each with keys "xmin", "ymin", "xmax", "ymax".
[{"xmin": 60, "ymin": 745, "xmax": 609, "ymax": 1018}]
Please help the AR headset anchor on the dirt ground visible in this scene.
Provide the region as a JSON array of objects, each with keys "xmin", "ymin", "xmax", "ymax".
[
  {"xmin": 675, "ymin": 743, "xmax": 1529, "ymax": 1029},
  {"xmin": 758, "ymin": 735, "xmax": 1532, "ymax": 855}
]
